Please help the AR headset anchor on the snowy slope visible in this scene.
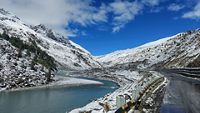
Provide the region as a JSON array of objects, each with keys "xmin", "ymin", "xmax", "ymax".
[
  {"xmin": 0, "ymin": 8, "xmax": 101, "ymax": 70},
  {"xmin": 0, "ymin": 38, "xmax": 49, "ymax": 90},
  {"xmin": 96, "ymin": 29, "xmax": 200, "ymax": 69}
]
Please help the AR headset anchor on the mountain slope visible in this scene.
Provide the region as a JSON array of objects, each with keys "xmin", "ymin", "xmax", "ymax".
[
  {"xmin": 96, "ymin": 29, "xmax": 200, "ymax": 69},
  {"xmin": 0, "ymin": 35, "xmax": 53, "ymax": 90},
  {"xmin": 0, "ymin": 8, "xmax": 101, "ymax": 70}
]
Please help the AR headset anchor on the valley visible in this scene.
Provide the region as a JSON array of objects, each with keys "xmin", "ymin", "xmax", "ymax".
[{"xmin": 0, "ymin": 8, "xmax": 200, "ymax": 113}]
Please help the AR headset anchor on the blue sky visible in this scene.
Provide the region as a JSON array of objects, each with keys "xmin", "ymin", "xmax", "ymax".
[
  {"xmin": 69, "ymin": 0, "xmax": 200, "ymax": 55},
  {"xmin": 0, "ymin": 0, "xmax": 200, "ymax": 55}
]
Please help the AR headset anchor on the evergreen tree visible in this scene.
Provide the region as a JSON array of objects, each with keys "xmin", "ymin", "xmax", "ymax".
[
  {"xmin": 2, "ymin": 31, "xmax": 10, "ymax": 40},
  {"xmin": 1, "ymin": 32, "xmax": 57, "ymax": 79},
  {"xmin": 46, "ymin": 68, "xmax": 52, "ymax": 83}
]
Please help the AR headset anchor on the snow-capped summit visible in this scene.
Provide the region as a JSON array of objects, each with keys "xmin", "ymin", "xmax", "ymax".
[
  {"xmin": 0, "ymin": 8, "xmax": 101, "ymax": 70},
  {"xmin": 0, "ymin": 8, "xmax": 20, "ymax": 21},
  {"xmin": 31, "ymin": 24, "xmax": 70, "ymax": 45},
  {"xmin": 97, "ymin": 29, "xmax": 200, "ymax": 69}
]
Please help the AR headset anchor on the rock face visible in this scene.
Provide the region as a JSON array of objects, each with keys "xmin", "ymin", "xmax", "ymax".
[
  {"xmin": 0, "ymin": 39, "xmax": 49, "ymax": 90},
  {"xmin": 30, "ymin": 24, "xmax": 70, "ymax": 45},
  {"xmin": 0, "ymin": 8, "xmax": 101, "ymax": 70},
  {"xmin": 96, "ymin": 29, "xmax": 200, "ymax": 70},
  {"xmin": 0, "ymin": 8, "xmax": 102, "ymax": 90}
]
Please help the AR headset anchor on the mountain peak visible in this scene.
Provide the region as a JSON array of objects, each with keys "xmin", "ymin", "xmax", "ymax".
[
  {"xmin": 0, "ymin": 8, "xmax": 101, "ymax": 70},
  {"xmin": 0, "ymin": 8, "xmax": 20, "ymax": 21},
  {"xmin": 31, "ymin": 24, "xmax": 70, "ymax": 45},
  {"xmin": 33, "ymin": 24, "xmax": 48, "ymax": 31},
  {"xmin": 0, "ymin": 8, "xmax": 9, "ymax": 15}
]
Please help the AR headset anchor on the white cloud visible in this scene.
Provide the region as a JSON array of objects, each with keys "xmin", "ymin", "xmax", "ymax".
[
  {"xmin": 0, "ymin": 0, "xmax": 108, "ymax": 36},
  {"xmin": 108, "ymin": 0, "xmax": 166, "ymax": 32},
  {"xmin": 150, "ymin": 7, "xmax": 164, "ymax": 13},
  {"xmin": 64, "ymin": 1, "xmax": 108, "ymax": 27},
  {"xmin": 109, "ymin": 1, "xmax": 143, "ymax": 32},
  {"xmin": 0, "ymin": 0, "xmax": 165, "ymax": 36},
  {"xmin": 182, "ymin": 1, "xmax": 200, "ymax": 19},
  {"xmin": 168, "ymin": 3, "xmax": 185, "ymax": 11},
  {"xmin": 142, "ymin": 0, "xmax": 161, "ymax": 6}
]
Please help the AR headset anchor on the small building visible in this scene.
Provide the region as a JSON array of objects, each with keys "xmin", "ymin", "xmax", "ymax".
[
  {"xmin": 116, "ymin": 95, "xmax": 126, "ymax": 108},
  {"xmin": 132, "ymin": 89, "xmax": 138, "ymax": 101}
]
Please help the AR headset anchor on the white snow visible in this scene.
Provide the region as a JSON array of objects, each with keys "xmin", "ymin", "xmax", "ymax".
[
  {"xmin": 111, "ymin": 70, "xmax": 142, "ymax": 80},
  {"xmin": 69, "ymin": 40, "xmax": 90, "ymax": 54},
  {"xmin": 69, "ymin": 71, "xmax": 166, "ymax": 113},
  {"xmin": 96, "ymin": 30, "xmax": 200, "ymax": 69},
  {"xmin": 5, "ymin": 76, "xmax": 103, "ymax": 92},
  {"xmin": 0, "ymin": 8, "xmax": 101, "ymax": 70},
  {"xmin": 137, "ymin": 35, "xmax": 178, "ymax": 49},
  {"xmin": 52, "ymin": 76, "xmax": 103, "ymax": 86}
]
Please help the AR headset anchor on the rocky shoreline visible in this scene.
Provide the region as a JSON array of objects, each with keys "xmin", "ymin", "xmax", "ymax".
[
  {"xmin": 0, "ymin": 76, "xmax": 103, "ymax": 92},
  {"xmin": 69, "ymin": 71, "xmax": 168, "ymax": 113}
]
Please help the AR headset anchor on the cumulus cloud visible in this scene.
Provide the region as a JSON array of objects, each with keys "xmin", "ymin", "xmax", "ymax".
[
  {"xmin": 0, "ymin": 0, "xmax": 165, "ymax": 36},
  {"xmin": 109, "ymin": 1, "xmax": 143, "ymax": 32},
  {"xmin": 142, "ymin": 0, "xmax": 161, "ymax": 6},
  {"xmin": 108, "ymin": 0, "xmax": 166, "ymax": 32},
  {"xmin": 0, "ymin": 0, "xmax": 108, "ymax": 36},
  {"xmin": 168, "ymin": 3, "xmax": 185, "ymax": 11},
  {"xmin": 182, "ymin": 1, "xmax": 200, "ymax": 19}
]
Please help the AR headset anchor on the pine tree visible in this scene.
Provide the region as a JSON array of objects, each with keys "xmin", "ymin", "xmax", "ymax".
[{"xmin": 46, "ymin": 68, "xmax": 52, "ymax": 83}]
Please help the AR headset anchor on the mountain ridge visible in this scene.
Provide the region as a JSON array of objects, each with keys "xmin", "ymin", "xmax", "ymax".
[
  {"xmin": 0, "ymin": 8, "xmax": 102, "ymax": 70},
  {"xmin": 96, "ymin": 29, "xmax": 200, "ymax": 70},
  {"xmin": 1, "ymin": 8, "xmax": 200, "ymax": 72}
]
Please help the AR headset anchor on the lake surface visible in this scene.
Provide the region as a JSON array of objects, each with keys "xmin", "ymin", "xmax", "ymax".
[
  {"xmin": 0, "ymin": 77, "xmax": 118, "ymax": 113},
  {"xmin": 160, "ymin": 72, "xmax": 200, "ymax": 113}
]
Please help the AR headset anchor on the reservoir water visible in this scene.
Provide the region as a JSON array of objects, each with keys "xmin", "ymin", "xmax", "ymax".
[{"xmin": 0, "ymin": 77, "xmax": 118, "ymax": 113}]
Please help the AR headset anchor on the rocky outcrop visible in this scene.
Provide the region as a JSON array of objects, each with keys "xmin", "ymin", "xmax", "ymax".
[{"xmin": 0, "ymin": 38, "xmax": 52, "ymax": 90}]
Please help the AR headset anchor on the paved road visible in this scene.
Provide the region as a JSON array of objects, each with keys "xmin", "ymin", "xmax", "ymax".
[{"xmin": 160, "ymin": 70, "xmax": 200, "ymax": 113}]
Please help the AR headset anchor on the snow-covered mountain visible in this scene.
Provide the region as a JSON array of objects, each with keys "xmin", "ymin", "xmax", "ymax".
[
  {"xmin": 1, "ymin": 8, "xmax": 200, "ymax": 72},
  {"xmin": 0, "ymin": 36, "xmax": 51, "ymax": 90},
  {"xmin": 96, "ymin": 29, "xmax": 200, "ymax": 70},
  {"xmin": 0, "ymin": 8, "xmax": 101, "ymax": 70}
]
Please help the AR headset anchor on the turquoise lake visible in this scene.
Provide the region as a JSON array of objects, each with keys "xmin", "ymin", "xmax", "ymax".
[{"xmin": 0, "ymin": 77, "xmax": 118, "ymax": 113}]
